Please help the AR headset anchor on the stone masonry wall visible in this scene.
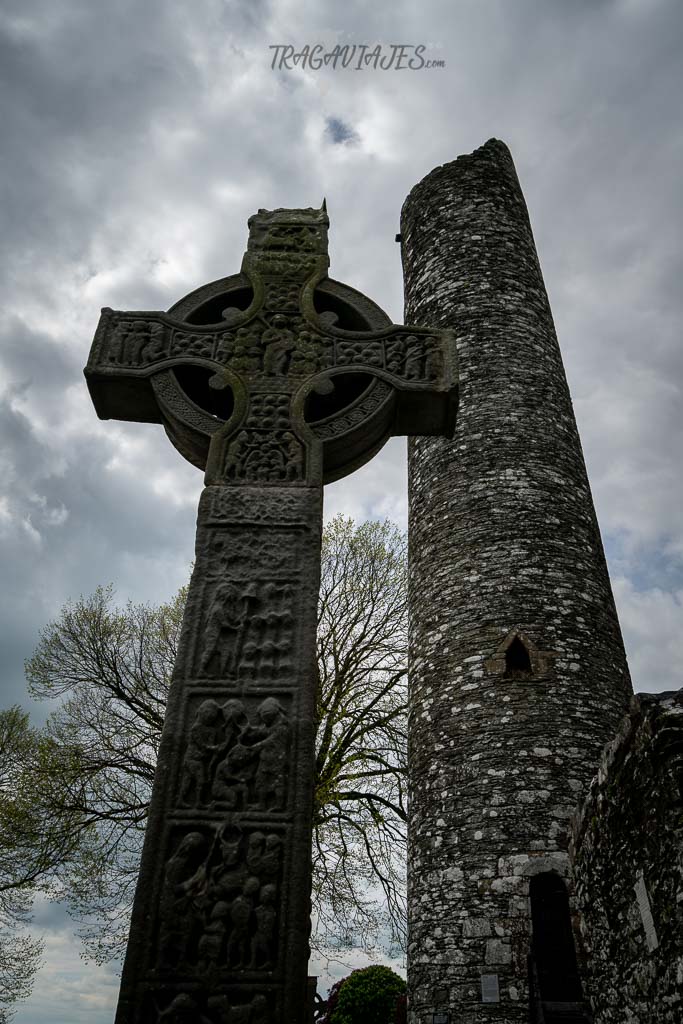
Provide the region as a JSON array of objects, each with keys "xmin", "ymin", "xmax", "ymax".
[
  {"xmin": 570, "ymin": 690, "xmax": 683, "ymax": 1023},
  {"xmin": 400, "ymin": 140, "xmax": 634, "ymax": 1024}
]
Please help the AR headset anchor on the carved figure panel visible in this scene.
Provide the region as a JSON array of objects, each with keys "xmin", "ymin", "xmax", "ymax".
[
  {"xmin": 104, "ymin": 319, "xmax": 245, "ymax": 370},
  {"xmin": 157, "ymin": 824, "xmax": 283, "ymax": 975},
  {"xmin": 330, "ymin": 334, "xmax": 445, "ymax": 382},
  {"xmin": 100, "ymin": 315, "xmax": 446, "ymax": 385},
  {"xmin": 400, "ymin": 335, "xmax": 443, "ymax": 381},
  {"xmin": 223, "ymin": 430, "xmax": 304, "ymax": 484},
  {"xmin": 156, "ymin": 993, "xmax": 213, "ymax": 1024},
  {"xmin": 153, "ymin": 990, "xmax": 275, "ymax": 1023},
  {"xmin": 218, "ymin": 315, "xmax": 329, "ymax": 380},
  {"xmin": 180, "ymin": 696, "xmax": 291, "ymax": 813},
  {"xmin": 107, "ymin": 319, "xmax": 170, "ymax": 366},
  {"xmin": 260, "ymin": 315, "xmax": 296, "ymax": 375},
  {"xmin": 197, "ymin": 579, "xmax": 295, "ymax": 679},
  {"xmin": 206, "ymin": 993, "xmax": 272, "ymax": 1024}
]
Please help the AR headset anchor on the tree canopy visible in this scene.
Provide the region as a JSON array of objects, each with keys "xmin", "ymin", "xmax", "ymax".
[
  {"xmin": 323, "ymin": 965, "xmax": 406, "ymax": 1024},
  {"xmin": 0, "ymin": 706, "xmax": 81, "ymax": 1021},
  {"xmin": 314, "ymin": 516, "xmax": 407, "ymax": 951},
  {"xmin": 24, "ymin": 515, "xmax": 408, "ymax": 963}
]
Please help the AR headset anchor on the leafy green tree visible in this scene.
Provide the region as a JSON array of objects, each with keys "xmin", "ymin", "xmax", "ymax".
[
  {"xmin": 0, "ymin": 707, "xmax": 81, "ymax": 1020},
  {"xmin": 327, "ymin": 965, "xmax": 406, "ymax": 1024},
  {"xmin": 25, "ymin": 516, "xmax": 408, "ymax": 962},
  {"xmin": 25, "ymin": 586, "xmax": 185, "ymax": 963}
]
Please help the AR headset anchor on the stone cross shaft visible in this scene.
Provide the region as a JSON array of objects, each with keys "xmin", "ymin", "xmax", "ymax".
[{"xmin": 85, "ymin": 204, "xmax": 457, "ymax": 1024}]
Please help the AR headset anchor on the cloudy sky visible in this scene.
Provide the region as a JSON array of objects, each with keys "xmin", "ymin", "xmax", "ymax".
[{"xmin": 1, "ymin": 0, "xmax": 682, "ymax": 1019}]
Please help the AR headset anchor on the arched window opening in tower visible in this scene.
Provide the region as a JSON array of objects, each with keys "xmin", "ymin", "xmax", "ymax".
[
  {"xmin": 529, "ymin": 873, "xmax": 584, "ymax": 1005},
  {"xmin": 504, "ymin": 635, "xmax": 532, "ymax": 678}
]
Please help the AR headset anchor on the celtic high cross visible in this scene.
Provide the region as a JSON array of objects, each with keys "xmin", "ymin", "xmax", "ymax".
[{"xmin": 85, "ymin": 204, "xmax": 457, "ymax": 1024}]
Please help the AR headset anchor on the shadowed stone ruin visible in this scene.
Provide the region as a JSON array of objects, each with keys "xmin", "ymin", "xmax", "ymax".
[
  {"xmin": 570, "ymin": 690, "xmax": 683, "ymax": 1024},
  {"xmin": 85, "ymin": 204, "xmax": 457, "ymax": 1023},
  {"xmin": 400, "ymin": 140, "xmax": 634, "ymax": 1024}
]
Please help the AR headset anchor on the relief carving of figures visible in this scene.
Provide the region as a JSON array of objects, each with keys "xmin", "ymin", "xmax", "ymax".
[
  {"xmin": 215, "ymin": 331, "xmax": 236, "ymax": 362},
  {"xmin": 245, "ymin": 831, "xmax": 282, "ymax": 879},
  {"xmin": 422, "ymin": 339, "xmax": 443, "ymax": 379},
  {"xmin": 402, "ymin": 335, "xmax": 442, "ymax": 380},
  {"xmin": 262, "ymin": 315, "xmax": 296, "ymax": 375},
  {"xmin": 289, "ymin": 329, "xmax": 327, "ymax": 376},
  {"xmin": 283, "ymin": 433, "xmax": 304, "ymax": 481},
  {"xmin": 224, "ymin": 431, "xmax": 304, "ymax": 485},
  {"xmin": 225, "ymin": 876, "xmax": 260, "ymax": 968},
  {"xmin": 242, "ymin": 437, "xmax": 286, "ymax": 481},
  {"xmin": 196, "ymin": 899, "xmax": 231, "ymax": 971},
  {"xmin": 158, "ymin": 832, "xmax": 210, "ymax": 968},
  {"xmin": 212, "ymin": 701, "xmax": 254, "ymax": 810},
  {"xmin": 384, "ymin": 337, "xmax": 406, "ymax": 375},
  {"xmin": 110, "ymin": 320, "xmax": 168, "ymax": 366},
  {"xmin": 198, "ymin": 579, "xmax": 294, "ymax": 679},
  {"xmin": 403, "ymin": 335, "xmax": 424, "ymax": 380},
  {"xmin": 250, "ymin": 697, "xmax": 290, "ymax": 810},
  {"xmin": 200, "ymin": 581, "xmax": 257, "ymax": 676},
  {"xmin": 181, "ymin": 698, "xmax": 247, "ymax": 806},
  {"xmin": 157, "ymin": 994, "xmax": 213, "ymax": 1024},
  {"xmin": 206, "ymin": 993, "xmax": 271, "ymax": 1024},
  {"xmin": 250, "ymin": 883, "xmax": 277, "ymax": 970},
  {"xmin": 224, "ymin": 432, "xmax": 252, "ymax": 481},
  {"xmin": 156, "ymin": 992, "xmax": 272, "ymax": 1024},
  {"xmin": 180, "ymin": 697, "xmax": 291, "ymax": 812},
  {"xmin": 157, "ymin": 824, "xmax": 282, "ymax": 974},
  {"xmin": 230, "ymin": 325, "xmax": 264, "ymax": 375}
]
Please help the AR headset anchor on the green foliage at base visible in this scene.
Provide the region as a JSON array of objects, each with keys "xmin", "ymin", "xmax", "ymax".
[{"xmin": 329, "ymin": 965, "xmax": 406, "ymax": 1024}]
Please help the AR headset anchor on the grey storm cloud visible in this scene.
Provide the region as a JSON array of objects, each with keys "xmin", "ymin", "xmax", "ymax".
[
  {"xmin": 325, "ymin": 116, "xmax": 359, "ymax": 144},
  {"xmin": 1, "ymin": 0, "xmax": 682, "ymax": 1019}
]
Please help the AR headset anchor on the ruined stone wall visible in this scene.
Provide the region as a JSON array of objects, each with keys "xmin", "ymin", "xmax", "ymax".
[
  {"xmin": 570, "ymin": 690, "xmax": 683, "ymax": 1023},
  {"xmin": 401, "ymin": 140, "xmax": 633, "ymax": 1024}
]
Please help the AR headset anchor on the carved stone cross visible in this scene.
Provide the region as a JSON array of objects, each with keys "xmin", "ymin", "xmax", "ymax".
[{"xmin": 85, "ymin": 203, "xmax": 457, "ymax": 1024}]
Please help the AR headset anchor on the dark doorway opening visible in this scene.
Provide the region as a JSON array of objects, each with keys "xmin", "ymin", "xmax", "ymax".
[{"xmin": 530, "ymin": 873, "xmax": 583, "ymax": 1004}]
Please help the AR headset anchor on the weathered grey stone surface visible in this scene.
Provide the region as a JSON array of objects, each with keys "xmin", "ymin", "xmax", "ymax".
[
  {"xmin": 401, "ymin": 139, "xmax": 633, "ymax": 1023},
  {"xmin": 570, "ymin": 689, "xmax": 683, "ymax": 1023},
  {"xmin": 85, "ymin": 205, "xmax": 457, "ymax": 1023},
  {"xmin": 116, "ymin": 484, "xmax": 322, "ymax": 1023}
]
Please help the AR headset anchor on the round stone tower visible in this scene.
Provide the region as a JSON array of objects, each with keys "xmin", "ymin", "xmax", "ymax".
[{"xmin": 400, "ymin": 140, "xmax": 633, "ymax": 1024}]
